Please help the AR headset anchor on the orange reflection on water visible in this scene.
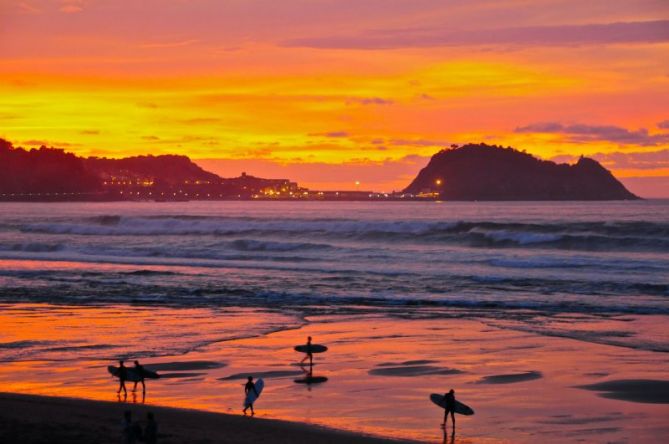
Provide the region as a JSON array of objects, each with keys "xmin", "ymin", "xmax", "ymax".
[{"xmin": 1, "ymin": 304, "xmax": 668, "ymax": 443}]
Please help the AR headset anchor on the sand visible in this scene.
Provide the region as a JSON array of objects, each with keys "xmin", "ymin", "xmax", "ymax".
[
  {"xmin": 2, "ymin": 305, "xmax": 669, "ymax": 442},
  {"xmin": 0, "ymin": 392, "xmax": 413, "ymax": 444},
  {"xmin": 577, "ymin": 379, "xmax": 669, "ymax": 404}
]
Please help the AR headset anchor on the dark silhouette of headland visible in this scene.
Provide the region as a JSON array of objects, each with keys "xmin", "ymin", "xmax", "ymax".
[
  {"xmin": 0, "ymin": 139, "xmax": 302, "ymax": 201},
  {"xmin": 404, "ymin": 143, "xmax": 639, "ymax": 200},
  {"xmin": 1, "ymin": 138, "xmax": 639, "ymax": 201}
]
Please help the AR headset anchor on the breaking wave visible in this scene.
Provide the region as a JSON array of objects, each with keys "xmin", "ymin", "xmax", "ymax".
[{"xmin": 19, "ymin": 216, "xmax": 669, "ymax": 252}]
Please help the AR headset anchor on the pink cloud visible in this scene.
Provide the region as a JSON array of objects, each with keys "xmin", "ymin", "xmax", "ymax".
[
  {"xmin": 284, "ymin": 20, "xmax": 669, "ymax": 49},
  {"xmin": 516, "ymin": 122, "xmax": 669, "ymax": 146}
]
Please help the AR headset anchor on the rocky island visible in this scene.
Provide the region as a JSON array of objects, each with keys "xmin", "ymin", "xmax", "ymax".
[{"xmin": 404, "ymin": 143, "xmax": 639, "ymax": 200}]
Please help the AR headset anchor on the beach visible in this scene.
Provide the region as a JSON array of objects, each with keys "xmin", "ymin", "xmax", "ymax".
[
  {"xmin": 0, "ymin": 392, "xmax": 409, "ymax": 444},
  {"xmin": 1, "ymin": 201, "xmax": 668, "ymax": 443},
  {"xmin": 1, "ymin": 304, "xmax": 668, "ymax": 443}
]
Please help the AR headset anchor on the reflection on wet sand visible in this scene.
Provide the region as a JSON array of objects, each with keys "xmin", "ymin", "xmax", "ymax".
[{"xmin": 1, "ymin": 304, "xmax": 668, "ymax": 443}]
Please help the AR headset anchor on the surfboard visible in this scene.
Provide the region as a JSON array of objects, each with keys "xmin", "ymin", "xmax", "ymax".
[
  {"xmin": 430, "ymin": 394, "xmax": 475, "ymax": 415},
  {"xmin": 294, "ymin": 344, "xmax": 328, "ymax": 354},
  {"xmin": 107, "ymin": 366, "xmax": 160, "ymax": 382},
  {"xmin": 243, "ymin": 378, "xmax": 264, "ymax": 408},
  {"xmin": 294, "ymin": 376, "xmax": 328, "ymax": 384}
]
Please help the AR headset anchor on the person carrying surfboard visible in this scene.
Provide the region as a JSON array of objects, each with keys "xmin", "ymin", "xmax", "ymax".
[
  {"xmin": 117, "ymin": 360, "xmax": 128, "ymax": 395},
  {"xmin": 442, "ymin": 389, "xmax": 456, "ymax": 433},
  {"xmin": 300, "ymin": 336, "xmax": 314, "ymax": 365},
  {"xmin": 133, "ymin": 360, "xmax": 146, "ymax": 394},
  {"xmin": 243, "ymin": 376, "xmax": 259, "ymax": 415}
]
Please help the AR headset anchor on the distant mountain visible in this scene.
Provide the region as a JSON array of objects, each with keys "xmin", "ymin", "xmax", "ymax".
[
  {"xmin": 404, "ymin": 144, "xmax": 639, "ymax": 200},
  {"xmin": 0, "ymin": 139, "xmax": 100, "ymax": 194},
  {"xmin": 0, "ymin": 139, "xmax": 301, "ymax": 200},
  {"xmin": 84, "ymin": 154, "xmax": 220, "ymax": 185}
]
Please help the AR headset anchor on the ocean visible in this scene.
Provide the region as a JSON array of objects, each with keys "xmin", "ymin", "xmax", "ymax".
[
  {"xmin": 1, "ymin": 200, "xmax": 668, "ymax": 442},
  {"xmin": 1, "ymin": 200, "xmax": 667, "ymax": 311}
]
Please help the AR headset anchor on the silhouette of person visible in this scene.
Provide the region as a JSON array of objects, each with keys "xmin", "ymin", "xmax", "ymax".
[
  {"xmin": 133, "ymin": 360, "xmax": 146, "ymax": 393},
  {"xmin": 144, "ymin": 412, "xmax": 158, "ymax": 444},
  {"xmin": 117, "ymin": 360, "xmax": 128, "ymax": 395},
  {"xmin": 243, "ymin": 376, "xmax": 258, "ymax": 416},
  {"xmin": 121, "ymin": 410, "xmax": 142, "ymax": 444},
  {"xmin": 300, "ymin": 336, "xmax": 313, "ymax": 366},
  {"xmin": 301, "ymin": 361, "xmax": 313, "ymax": 378},
  {"xmin": 442, "ymin": 389, "xmax": 456, "ymax": 434}
]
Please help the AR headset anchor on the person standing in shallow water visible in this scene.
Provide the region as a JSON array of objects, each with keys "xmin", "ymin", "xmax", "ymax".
[
  {"xmin": 117, "ymin": 360, "xmax": 128, "ymax": 395},
  {"xmin": 243, "ymin": 376, "xmax": 259, "ymax": 415},
  {"xmin": 300, "ymin": 336, "xmax": 313, "ymax": 366},
  {"xmin": 442, "ymin": 389, "xmax": 456, "ymax": 434},
  {"xmin": 133, "ymin": 360, "xmax": 146, "ymax": 393}
]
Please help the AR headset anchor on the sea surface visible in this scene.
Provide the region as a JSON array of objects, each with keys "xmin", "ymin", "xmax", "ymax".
[
  {"xmin": 1, "ymin": 200, "xmax": 668, "ymax": 351},
  {"xmin": 1, "ymin": 201, "xmax": 668, "ymax": 442}
]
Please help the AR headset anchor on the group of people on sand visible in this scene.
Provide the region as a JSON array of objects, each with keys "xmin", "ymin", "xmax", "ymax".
[
  {"xmin": 122, "ymin": 410, "xmax": 157, "ymax": 444},
  {"xmin": 116, "ymin": 360, "xmax": 148, "ymax": 396},
  {"xmin": 114, "ymin": 337, "xmax": 463, "ymax": 438}
]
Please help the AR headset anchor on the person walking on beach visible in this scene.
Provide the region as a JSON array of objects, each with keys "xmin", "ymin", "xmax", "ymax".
[
  {"xmin": 442, "ymin": 389, "xmax": 456, "ymax": 434},
  {"xmin": 243, "ymin": 376, "xmax": 259, "ymax": 416},
  {"xmin": 300, "ymin": 336, "xmax": 314, "ymax": 366},
  {"xmin": 133, "ymin": 360, "xmax": 146, "ymax": 393},
  {"xmin": 117, "ymin": 360, "xmax": 128, "ymax": 396},
  {"xmin": 144, "ymin": 412, "xmax": 158, "ymax": 444},
  {"xmin": 121, "ymin": 410, "xmax": 142, "ymax": 444}
]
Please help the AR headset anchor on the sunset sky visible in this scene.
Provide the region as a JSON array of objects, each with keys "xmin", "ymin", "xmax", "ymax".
[{"xmin": 1, "ymin": 1, "xmax": 668, "ymax": 196}]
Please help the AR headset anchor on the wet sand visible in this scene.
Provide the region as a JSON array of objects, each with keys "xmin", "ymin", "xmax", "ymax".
[
  {"xmin": 578, "ymin": 379, "xmax": 669, "ymax": 404},
  {"xmin": 1, "ymin": 304, "xmax": 669, "ymax": 442},
  {"xmin": 0, "ymin": 392, "xmax": 409, "ymax": 444}
]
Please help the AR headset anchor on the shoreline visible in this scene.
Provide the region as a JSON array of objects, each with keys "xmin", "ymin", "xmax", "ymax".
[{"xmin": 0, "ymin": 392, "xmax": 416, "ymax": 444}]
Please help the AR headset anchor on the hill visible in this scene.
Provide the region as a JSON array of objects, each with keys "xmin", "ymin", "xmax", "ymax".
[
  {"xmin": 403, "ymin": 144, "xmax": 638, "ymax": 200},
  {"xmin": 0, "ymin": 139, "xmax": 100, "ymax": 194},
  {"xmin": 84, "ymin": 155, "xmax": 220, "ymax": 186},
  {"xmin": 0, "ymin": 139, "xmax": 301, "ymax": 200}
]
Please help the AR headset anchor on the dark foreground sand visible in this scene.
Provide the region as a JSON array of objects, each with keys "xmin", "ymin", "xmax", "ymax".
[{"xmin": 0, "ymin": 393, "xmax": 413, "ymax": 444}]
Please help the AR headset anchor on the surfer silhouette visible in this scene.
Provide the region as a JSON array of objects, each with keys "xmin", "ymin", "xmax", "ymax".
[
  {"xmin": 121, "ymin": 410, "xmax": 142, "ymax": 444},
  {"xmin": 300, "ymin": 336, "xmax": 313, "ymax": 365},
  {"xmin": 133, "ymin": 360, "xmax": 146, "ymax": 393},
  {"xmin": 144, "ymin": 412, "xmax": 158, "ymax": 444},
  {"xmin": 442, "ymin": 389, "xmax": 456, "ymax": 434},
  {"xmin": 243, "ymin": 376, "xmax": 259, "ymax": 415},
  {"xmin": 117, "ymin": 360, "xmax": 128, "ymax": 395}
]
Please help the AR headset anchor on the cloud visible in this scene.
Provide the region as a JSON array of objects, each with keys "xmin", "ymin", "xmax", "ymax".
[
  {"xmin": 552, "ymin": 149, "xmax": 669, "ymax": 170},
  {"xmin": 18, "ymin": 2, "xmax": 41, "ymax": 14},
  {"xmin": 60, "ymin": 0, "xmax": 85, "ymax": 14},
  {"xmin": 308, "ymin": 131, "xmax": 350, "ymax": 138},
  {"xmin": 21, "ymin": 139, "xmax": 76, "ymax": 147},
  {"xmin": 181, "ymin": 117, "xmax": 224, "ymax": 125},
  {"xmin": 80, "ymin": 129, "xmax": 100, "ymax": 135},
  {"xmin": 140, "ymin": 39, "xmax": 200, "ymax": 49},
  {"xmin": 658, "ymin": 120, "xmax": 669, "ymax": 129},
  {"xmin": 346, "ymin": 97, "xmax": 394, "ymax": 106},
  {"xmin": 389, "ymin": 138, "xmax": 452, "ymax": 147},
  {"xmin": 284, "ymin": 20, "xmax": 669, "ymax": 49},
  {"xmin": 516, "ymin": 122, "xmax": 669, "ymax": 146}
]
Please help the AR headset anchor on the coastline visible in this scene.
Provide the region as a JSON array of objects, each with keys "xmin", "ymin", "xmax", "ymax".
[
  {"xmin": 2, "ymin": 305, "xmax": 669, "ymax": 442},
  {"xmin": 0, "ymin": 392, "xmax": 415, "ymax": 444}
]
